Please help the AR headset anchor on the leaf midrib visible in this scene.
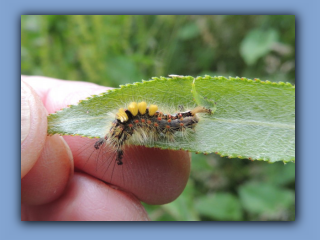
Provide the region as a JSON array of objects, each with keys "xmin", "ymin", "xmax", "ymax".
[{"xmin": 212, "ymin": 118, "xmax": 295, "ymax": 129}]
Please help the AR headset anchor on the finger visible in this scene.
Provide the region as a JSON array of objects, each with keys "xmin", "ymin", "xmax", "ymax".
[
  {"xmin": 23, "ymin": 76, "xmax": 191, "ymax": 205},
  {"xmin": 21, "ymin": 173, "xmax": 149, "ymax": 221},
  {"xmin": 21, "ymin": 76, "xmax": 110, "ymax": 114},
  {"xmin": 66, "ymin": 136, "xmax": 191, "ymax": 205},
  {"xmin": 21, "ymin": 80, "xmax": 48, "ymax": 178},
  {"xmin": 21, "ymin": 135, "xmax": 74, "ymax": 205}
]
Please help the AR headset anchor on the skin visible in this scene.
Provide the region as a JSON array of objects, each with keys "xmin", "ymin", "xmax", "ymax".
[{"xmin": 21, "ymin": 76, "xmax": 191, "ymax": 221}]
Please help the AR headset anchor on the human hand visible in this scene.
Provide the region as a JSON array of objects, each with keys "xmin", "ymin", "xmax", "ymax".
[{"xmin": 21, "ymin": 76, "xmax": 191, "ymax": 221}]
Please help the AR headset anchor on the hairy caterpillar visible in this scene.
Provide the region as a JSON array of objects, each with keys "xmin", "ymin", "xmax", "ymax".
[{"xmin": 93, "ymin": 101, "xmax": 212, "ymax": 166}]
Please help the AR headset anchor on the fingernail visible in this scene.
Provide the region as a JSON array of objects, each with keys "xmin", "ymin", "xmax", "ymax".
[{"xmin": 21, "ymin": 82, "xmax": 31, "ymax": 143}]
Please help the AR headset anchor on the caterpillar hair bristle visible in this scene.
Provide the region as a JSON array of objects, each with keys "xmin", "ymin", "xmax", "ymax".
[{"xmin": 95, "ymin": 102, "xmax": 212, "ymax": 166}]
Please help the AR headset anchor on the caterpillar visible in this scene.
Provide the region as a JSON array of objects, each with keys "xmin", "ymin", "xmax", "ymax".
[{"xmin": 94, "ymin": 101, "xmax": 212, "ymax": 166}]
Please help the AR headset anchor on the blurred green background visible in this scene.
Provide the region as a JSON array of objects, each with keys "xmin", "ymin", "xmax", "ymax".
[{"xmin": 21, "ymin": 15, "xmax": 295, "ymax": 221}]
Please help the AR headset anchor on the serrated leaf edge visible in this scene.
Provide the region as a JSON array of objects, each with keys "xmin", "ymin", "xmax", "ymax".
[{"xmin": 47, "ymin": 75, "xmax": 295, "ymax": 163}]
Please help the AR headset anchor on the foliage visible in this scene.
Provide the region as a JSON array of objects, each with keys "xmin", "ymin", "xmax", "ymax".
[
  {"xmin": 21, "ymin": 15, "xmax": 295, "ymax": 221},
  {"xmin": 47, "ymin": 76, "xmax": 295, "ymax": 163},
  {"xmin": 144, "ymin": 154, "xmax": 295, "ymax": 221},
  {"xmin": 21, "ymin": 15, "xmax": 295, "ymax": 86}
]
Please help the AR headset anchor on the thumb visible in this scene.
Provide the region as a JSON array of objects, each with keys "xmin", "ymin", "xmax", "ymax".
[
  {"xmin": 21, "ymin": 79, "xmax": 74, "ymax": 206},
  {"xmin": 21, "ymin": 80, "xmax": 47, "ymax": 178}
]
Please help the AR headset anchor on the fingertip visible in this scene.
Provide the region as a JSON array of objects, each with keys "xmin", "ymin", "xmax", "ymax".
[
  {"xmin": 21, "ymin": 135, "xmax": 74, "ymax": 205},
  {"xmin": 123, "ymin": 147, "xmax": 191, "ymax": 204},
  {"xmin": 21, "ymin": 80, "xmax": 48, "ymax": 178},
  {"xmin": 70, "ymin": 140, "xmax": 191, "ymax": 205}
]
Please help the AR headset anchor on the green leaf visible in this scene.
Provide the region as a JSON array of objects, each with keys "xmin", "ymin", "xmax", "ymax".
[
  {"xmin": 177, "ymin": 22, "xmax": 201, "ymax": 40},
  {"xmin": 238, "ymin": 182, "xmax": 295, "ymax": 218},
  {"xmin": 192, "ymin": 76, "xmax": 295, "ymax": 162},
  {"xmin": 240, "ymin": 28, "xmax": 278, "ymax": 65},
  {"xmin": 195, "ymin": 193, "xmax": 243, "ymax": 221},
  {"xmin": 47, "ymin": 75, "xmax": 295, "ymax": 162},
  {"xmin": 263, "ymin": 162, "xmax": 295, "ymax": 186}
]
